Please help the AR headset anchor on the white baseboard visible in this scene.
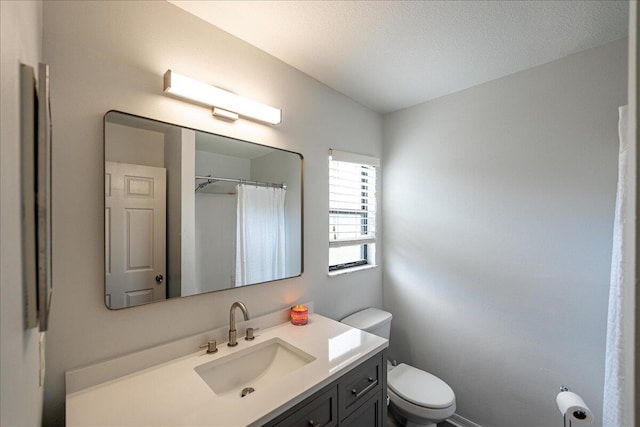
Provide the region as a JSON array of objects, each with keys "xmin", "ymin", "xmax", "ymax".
[{"xmin": 447, "ymin": 413, "xmax": 483, "ymax": 427}]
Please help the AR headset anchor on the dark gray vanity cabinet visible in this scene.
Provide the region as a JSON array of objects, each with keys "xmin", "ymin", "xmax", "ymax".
[
  {"xmin": 267, "ymin": 387, "xmax": 339, "ymax": 427},
  {"xmin": 340, "ymin": 393, "xmax": 384, "ymax": 427},
  {"xmin": 264, "ymin": 349, "xmax": 387, "ymax": 427}
]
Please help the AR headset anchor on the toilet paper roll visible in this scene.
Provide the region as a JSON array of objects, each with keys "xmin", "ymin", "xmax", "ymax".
[{"xmin": 556, "ymin": 391, "xmax": 594, "ymax": 425}]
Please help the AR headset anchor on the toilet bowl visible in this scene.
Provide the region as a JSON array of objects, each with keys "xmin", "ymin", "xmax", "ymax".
[
  {"xmin": 387, "ymin": 363, "xmax": 455, "ymax": 427},
  {"xmin": 341, "ymin": 308, "xmax": 456, "ymax": 427}
]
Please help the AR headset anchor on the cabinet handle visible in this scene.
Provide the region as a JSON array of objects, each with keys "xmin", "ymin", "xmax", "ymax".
[
  {"xmin": 351, "ymin": 377, "xmax": 378, "ymax": 399},
  {"xmin": 308, "ymin": 420, "xmax": 318, "ymax": 426}
]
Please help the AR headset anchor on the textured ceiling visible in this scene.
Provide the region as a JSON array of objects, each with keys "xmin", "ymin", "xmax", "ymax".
[{"xmin": 169, "ymin": 0, "xmax": 628, "ymax": 114}]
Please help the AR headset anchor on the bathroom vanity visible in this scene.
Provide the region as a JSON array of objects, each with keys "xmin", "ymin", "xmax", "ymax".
[
  {"xmin": 65, "ymin": 309, "xmax": 388, "ymax": 426},
  {"xmin": 264, "ymin": 349, "xmax": 386, "ymax": 427}
]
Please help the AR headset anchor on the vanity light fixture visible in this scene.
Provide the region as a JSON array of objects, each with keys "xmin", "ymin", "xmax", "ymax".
[{"xmin": 163, "ymin": 70, "xmax": 281, "ymax": 125}]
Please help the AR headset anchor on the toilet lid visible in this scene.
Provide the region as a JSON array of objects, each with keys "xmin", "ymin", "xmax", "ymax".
[{"xmin": 388, "ymin": 364, "xmax": 455, "ymax": 409}]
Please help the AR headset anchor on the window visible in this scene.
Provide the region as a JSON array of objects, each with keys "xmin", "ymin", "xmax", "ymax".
[{"xmin": 329, "ymin": 149, "xmax": 379, "ymax": 272}]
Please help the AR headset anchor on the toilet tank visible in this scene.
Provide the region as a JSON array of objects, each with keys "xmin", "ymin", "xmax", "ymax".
[{"xmin": 341, "ymin": 308, "xmax": 392, "ymax": 339}]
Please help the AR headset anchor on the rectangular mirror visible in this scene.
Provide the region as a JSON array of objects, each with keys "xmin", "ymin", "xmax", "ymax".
[{"xmin": 104, "ymin": 111, "xmax": 303, "ymax": 309}]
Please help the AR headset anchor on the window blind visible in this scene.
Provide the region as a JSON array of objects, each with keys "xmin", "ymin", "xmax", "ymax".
[{"xmin": 329, "ymin": 151, "xmax": 377, "ymax": 247}]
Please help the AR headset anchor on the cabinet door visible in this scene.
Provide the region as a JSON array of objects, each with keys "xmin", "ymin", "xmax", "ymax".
[
  {"xmin": 268, "ymin": 387, "xmax": 338, "ymax": 427},
  {"xmin": 340, "ymin": 394, "xmax": 383, "ymax": 427}
]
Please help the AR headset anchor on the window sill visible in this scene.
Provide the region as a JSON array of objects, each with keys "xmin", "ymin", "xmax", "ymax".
[{"xmin": 328, "ymin": 264, "xmax": 378, "ymax": 277}]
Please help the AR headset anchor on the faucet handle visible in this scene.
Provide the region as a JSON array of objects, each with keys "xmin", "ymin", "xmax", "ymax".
[
  {"xmin": 245, "ymin": 327, "xmax": 259, "ymax": 341},
  {"xmin": 200, "ymin": 339, "xmax": 218, "ymax": 354}
]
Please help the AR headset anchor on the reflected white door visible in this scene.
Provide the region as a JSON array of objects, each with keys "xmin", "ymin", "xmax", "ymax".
[{"xmin": 105, "ymin": 162, "xmax": 166, "ymax": 309}]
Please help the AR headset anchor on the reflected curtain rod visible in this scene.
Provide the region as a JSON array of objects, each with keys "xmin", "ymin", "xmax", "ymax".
[{"xmin": 195, "ymin": 175, "xmax": 287, "ymax": 191}]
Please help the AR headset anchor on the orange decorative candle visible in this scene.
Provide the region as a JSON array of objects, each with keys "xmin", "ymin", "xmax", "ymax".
[{"xmin": 290, "ymin": 305, "xmax": 308, "ymax": 325}]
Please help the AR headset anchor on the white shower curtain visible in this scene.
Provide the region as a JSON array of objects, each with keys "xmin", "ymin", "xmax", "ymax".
[
  {"xmin": 235, "ymin": 184, "xmax": 286, "ymax": 286},
  {"xmin": 603, "ymin": 106, "xmax": 632, "ymax": 426}
]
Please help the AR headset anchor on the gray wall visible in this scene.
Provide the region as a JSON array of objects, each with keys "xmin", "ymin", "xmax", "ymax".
[
  {"xmin": 0, "ymin": 1, "xmax": 44, "ymax": 426},
  {"xmin": 164, "ymin": 126, "xmax": 184, "ymax": 298},
  {"xmin": 382, "ymin": 39, "xmax": 627, "ymax": 427},
  {"xmin": 195, "ymin": 192, "xmax": 237, "ymax": 291},
  {"xmin": 42, "ymin": 1, "xmax": 382, "ymax": 424},
  {"xmin": 104, "ymin": 122, "xmax": 165, "ymax": 167},
  {"xmin": 194, "ymin": 151, "xmax": 249, "ymax": 292}
]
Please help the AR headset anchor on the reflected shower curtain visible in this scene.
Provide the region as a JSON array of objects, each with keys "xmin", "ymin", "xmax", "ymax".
[
  {"xmin": 235, "ymin": 184, "xmax": 286, "ymax": 286},
  {"xmin": 603, "ymin": 106, "xmax": 631, "ymax": 426}
]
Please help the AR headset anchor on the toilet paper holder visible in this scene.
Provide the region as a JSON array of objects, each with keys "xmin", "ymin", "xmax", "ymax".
[{"xmin": 558, "ymin": 386, "xmax": 592, "ymax": 427}]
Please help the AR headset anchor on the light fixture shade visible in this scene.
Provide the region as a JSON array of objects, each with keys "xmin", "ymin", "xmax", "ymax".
[{"xmin": 163, "ymin": 70, "xmax": 281, "ymax": 125}]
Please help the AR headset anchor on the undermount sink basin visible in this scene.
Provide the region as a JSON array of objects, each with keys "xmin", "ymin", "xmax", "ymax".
[{"xmin": 195, "ymin": 337, "xmax": 316, "ymax": 398}]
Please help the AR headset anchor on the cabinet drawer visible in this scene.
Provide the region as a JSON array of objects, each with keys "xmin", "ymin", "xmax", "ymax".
[
  {"xmin": 338, "ymin": 353, "xmax": 382, "ymax": 416},
  {"xmin": 270, "ymin": 387, "xmax": 338, "ymax": 427}
]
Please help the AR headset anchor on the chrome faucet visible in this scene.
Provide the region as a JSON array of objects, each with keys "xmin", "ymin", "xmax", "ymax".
[{"xmin": 228, "ymin": 301, "xmax": 250, "ymax": 347}]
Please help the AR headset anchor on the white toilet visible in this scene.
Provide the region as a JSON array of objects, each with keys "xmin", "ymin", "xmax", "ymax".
[{"xmin": 341, "ymin": 308, "xmax": 456, "ymax": 427}]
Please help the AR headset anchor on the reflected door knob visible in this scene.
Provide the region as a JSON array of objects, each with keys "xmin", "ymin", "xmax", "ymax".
[{"xmin": 155, "ymin": 274, "xmax": 164, "ymax": 284}]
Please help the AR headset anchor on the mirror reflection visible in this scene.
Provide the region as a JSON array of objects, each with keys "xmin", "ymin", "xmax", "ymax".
[{"xmin": 104, "ymin": 111, "xmax": 303, "ymax": 309}]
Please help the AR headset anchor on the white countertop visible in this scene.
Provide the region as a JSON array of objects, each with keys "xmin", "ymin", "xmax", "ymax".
[{"xmin": 66, "ymin": 313, "xmax": 388, "ymax": 426}]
